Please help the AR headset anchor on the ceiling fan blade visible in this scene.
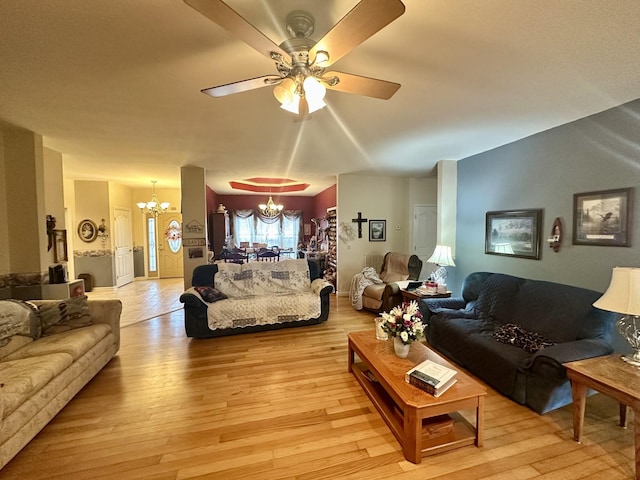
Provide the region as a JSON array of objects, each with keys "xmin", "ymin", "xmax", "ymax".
[
  {"xmin": 324, "ymin": 71, "xmax": 400, "ymax": 99},
  {"xmin": 202, "ymin": 75, "xmax": 281, "ymax": 97},
  {"xmin": 184, "ymin": 0, "xmax": 290, "ymax": 62},
  {"xmin": 309, "ymin": 0, "xmax": 405, "ymax": 67}
]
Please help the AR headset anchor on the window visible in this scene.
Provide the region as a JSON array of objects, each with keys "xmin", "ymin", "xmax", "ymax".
[
  {"xmin": 165, "ymin": 219, "xmax": 182, "ymax": 253},
  {"xmin": 147, "ymin": 217, "xmax": 157, "ymax": 272},
  {"xmin": 232, "ymin": 210, "xmax": 301, "ymax": 250}
]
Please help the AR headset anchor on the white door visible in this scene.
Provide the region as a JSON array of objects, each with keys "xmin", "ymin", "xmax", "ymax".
[
  {"xmin": 114, "ymin": 208, "xmax": 134, "ymax": 287},
  {"xmin": 158, "ymin": 213, "xmax": 184, "ymax": 278},
  {"xmin": 413, "ymin": 205, "xmax": 437, "ymax": 279}
]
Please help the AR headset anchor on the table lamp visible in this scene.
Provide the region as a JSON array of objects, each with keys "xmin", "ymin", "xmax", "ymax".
[
  {"xmin": 593, "ymin": 267, "xmax": 640, "ymax": 367},
  {"xmin": 426, "ymin": 245, "xmax": 455, "ymax": 285}
]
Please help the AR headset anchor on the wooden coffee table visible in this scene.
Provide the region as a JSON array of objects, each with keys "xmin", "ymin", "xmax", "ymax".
[{"xmin": 348, "ymin": 330, "xmax": 486, "ymax": 463}]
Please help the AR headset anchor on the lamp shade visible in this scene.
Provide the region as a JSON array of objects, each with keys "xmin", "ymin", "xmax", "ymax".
[
  {"xmin": 427, "ymin": 245, "xmax": 455, "ymax": 267},
  {"xmin": 593, "ymin": 267, "xmax": 640, "ymax": 315}
]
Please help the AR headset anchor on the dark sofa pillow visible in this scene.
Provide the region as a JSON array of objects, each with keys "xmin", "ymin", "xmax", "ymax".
[
  {"xmin": 493, "ymin": 323, "xmax": 556, "ymax": 353},
  {"xmin": 194, "ymin": 286, "xmax": 227, "ymax": 303}
]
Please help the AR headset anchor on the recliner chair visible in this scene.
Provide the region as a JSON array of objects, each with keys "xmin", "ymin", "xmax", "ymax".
[{"xmin": 360, "ymin": 252, "xmax": 422, "ymax": 313}]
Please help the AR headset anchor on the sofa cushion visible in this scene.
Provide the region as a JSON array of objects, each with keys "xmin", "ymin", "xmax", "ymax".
[
  {"xmin": 510, "ymin": 281, "xmax": 602, "ymax": 343},
  {"xmin": 206, "ymin": 292, "xmax": 321, "ymax": 330},
  {"xmin": 0, "ymin": 352, "xmax": 73, "ymax": 418},
  {"xmin": 0, "ymin": 300, "xmax": 41, "ymax": 347},
  {"xmin": 493, "ymin": 323, "xmax": 556, "ymax": 353},
  {"xmin": 472, "ymin": 274, "xmax": 521, "ymax": 321},
  {"xmin": 215, "ymin": 260, "xmax": 311, "ymax": 297},
  {"xmin": 4, "ymin": 324, "xmax": 112, "ymax": 362},
  {"xmin": 0, "ymin": 335, "xmax": 33, "ymax": 362},
  {"xmin": 38, "ymin": 295, "xmax": 92, "ymax": 336}
]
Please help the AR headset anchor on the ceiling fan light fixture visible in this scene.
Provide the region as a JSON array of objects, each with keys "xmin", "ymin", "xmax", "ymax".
[
  {"xmin": 303, "ymin": 76, "xmax": 326, "ymax": 100},
  {"xmin": 280, "ymin": 94, "xmax": 300, "ymax": 114},
  {"xmin": 273, "ymin": 77, "xmax": 296, "ymax": 104},
  {"xmin": 306, "ymin": 95, "xmax": 326, "ymax": 114},
  {"xmin": 313, "ymin": 50, "xmax": 330, "ymax": 66}
]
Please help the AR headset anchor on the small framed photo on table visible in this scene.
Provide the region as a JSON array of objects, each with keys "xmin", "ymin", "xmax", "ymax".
[{"xmin": 369, "ymin": 220, "xmax": 386, "ymax": 242}]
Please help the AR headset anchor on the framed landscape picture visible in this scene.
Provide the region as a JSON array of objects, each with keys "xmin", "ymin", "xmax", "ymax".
[
  {"xmin": 369, "ymin": 220, "xmax": 386, "ymax": 242},
  {"xmin": 573, "ymin": 188, "xmax": 632, "ymax": 246},
  {"xmin": 485, "ymin": 209, "xmax": 542, "ymax": 259}
]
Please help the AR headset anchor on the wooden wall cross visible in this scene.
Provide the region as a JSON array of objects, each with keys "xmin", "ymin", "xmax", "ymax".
[{"xmin": 351, "ymin": 212, "xmax": 368, "ymax": 238}]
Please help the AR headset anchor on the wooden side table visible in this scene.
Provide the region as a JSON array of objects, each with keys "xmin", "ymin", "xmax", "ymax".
[
  {"xmin": 401, "ymin": 289, "xmax": 451, "ymax": 303},
  {"xmin": 564, "ymin": 354, "xmax": 640, "ymax": 479}
]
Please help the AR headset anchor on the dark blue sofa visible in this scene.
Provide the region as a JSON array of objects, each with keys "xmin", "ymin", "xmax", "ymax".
[{"xmin": 419, "ymin": 272, "xmax": 616, "ymax": 414}]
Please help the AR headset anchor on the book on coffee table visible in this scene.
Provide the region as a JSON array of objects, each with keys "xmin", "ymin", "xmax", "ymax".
[{"xmin": 405, "ymin": 359, "xmax": 457, "ymax": 397}]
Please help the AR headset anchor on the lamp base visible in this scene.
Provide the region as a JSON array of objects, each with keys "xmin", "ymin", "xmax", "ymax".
[
  {"xmin": 620, "ymin": 351, "xmax": 640, "ymax": 367},
  {"xmin": 432, "ymin": 266, "xmax": 447, "ymax": 286}
]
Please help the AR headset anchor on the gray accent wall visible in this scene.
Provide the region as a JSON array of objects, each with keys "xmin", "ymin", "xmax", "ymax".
[
  {"xmin": 74, "ymin": 253, "xmax": 115, "ymax": 287},
  {"xmin": 455, "ymin": 98, "xmax": 640, "ymax": 296}
]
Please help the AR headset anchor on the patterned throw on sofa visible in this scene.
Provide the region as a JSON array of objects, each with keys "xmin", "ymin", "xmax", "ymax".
[{"xmin": 185, "ymin": 259, "xmax": 323, "ymax": 330}]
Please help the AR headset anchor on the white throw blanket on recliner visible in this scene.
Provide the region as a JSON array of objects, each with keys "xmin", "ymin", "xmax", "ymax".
[{"xmin": 349, "ymin": 267, "xmax": 383, "ymax": 310}]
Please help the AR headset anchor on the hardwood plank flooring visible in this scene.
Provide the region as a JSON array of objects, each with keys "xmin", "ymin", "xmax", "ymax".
[{"xmin": 1, "ymin": 295, "xmax": 635, "ymax": 479}]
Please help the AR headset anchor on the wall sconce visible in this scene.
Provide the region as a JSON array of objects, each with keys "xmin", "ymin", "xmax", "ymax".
[
  {"xmin": 546, "ymin": 217, "xmax": 562, "ymax": 252},
  {"xmin": 97, "ymin": 218, "xmax": 109, "ymax": 246}
]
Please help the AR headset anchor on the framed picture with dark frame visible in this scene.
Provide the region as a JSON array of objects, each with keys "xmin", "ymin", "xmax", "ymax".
[
  {"xmin": 53, "ymin": 229, "xmax": 68, "ymax": 263},
  {"xmin": 77, "ymin": 219, "xmax": 98, "ymax": 242},
  {"xmin": 573, "ymin": 187, "xmax": 633, "ymax": 247},
  {"xmin": 485, "ymin": 209, "xmax": 542, "ymax": 259},
  {"xmin": 369, "ymin": 220, "xmax": 386, "ymax": 242}
]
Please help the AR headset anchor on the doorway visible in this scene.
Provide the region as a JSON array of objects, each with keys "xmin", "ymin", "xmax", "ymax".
[
  {"xmin": 114, "ymin": 208, "xmax": 134, "ymax": 287},
  {"xmin": 158, "ymin": 213, "xmax": 184, "ymax": 278},
  {"xmin": 412, "ymin": 205, "xmax": 437, "ymax": 279}
]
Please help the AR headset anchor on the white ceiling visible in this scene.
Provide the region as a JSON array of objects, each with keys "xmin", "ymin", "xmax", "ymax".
[{"xmin": 2, "ymin": 1, "xmax": 640, "ymax": 196}]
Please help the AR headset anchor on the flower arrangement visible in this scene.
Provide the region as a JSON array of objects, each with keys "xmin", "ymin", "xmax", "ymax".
[{"xmin": 381, "ymin": 300, "xmax": 425, "ymax": 345}]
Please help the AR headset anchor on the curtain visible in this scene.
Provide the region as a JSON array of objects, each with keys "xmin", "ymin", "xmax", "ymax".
[{"xmin": 231, "ymin": 209, "xmax": 302, "ymax": 250}]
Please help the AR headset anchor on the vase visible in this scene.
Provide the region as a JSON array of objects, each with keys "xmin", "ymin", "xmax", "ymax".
[{"xmin": 393, "ymin": 337, "xmax": 410, "ymax": 358}]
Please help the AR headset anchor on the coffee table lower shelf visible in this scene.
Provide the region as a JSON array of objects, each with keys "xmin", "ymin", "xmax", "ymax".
[{"xmin": 352, "ymin": 362, "xmax": 478, "ymax": 459}]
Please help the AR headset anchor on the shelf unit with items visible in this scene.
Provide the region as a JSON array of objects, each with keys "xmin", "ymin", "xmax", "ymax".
[{"xmin": 324, "ymin": 207, "xmax": 337, "ymax": 289}]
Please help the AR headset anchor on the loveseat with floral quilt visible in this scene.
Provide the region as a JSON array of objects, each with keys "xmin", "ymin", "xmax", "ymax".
[{"xmin": 180, "ymin": 259, "xmax": 333, "ymax": 338}]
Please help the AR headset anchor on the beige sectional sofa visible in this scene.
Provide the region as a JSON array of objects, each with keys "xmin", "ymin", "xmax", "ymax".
[{"xmin": 0, "ymin": 297, "xmax": 122, "ymax": 469}]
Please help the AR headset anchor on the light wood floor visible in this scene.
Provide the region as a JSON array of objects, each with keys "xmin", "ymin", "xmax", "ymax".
[
  {"xmin": 1, "ymin": 295, "xmax": 635, "ymax": 479},
  {"xmin": 85, "ymin": 278, "xmax": 184, "ymax": 328}
]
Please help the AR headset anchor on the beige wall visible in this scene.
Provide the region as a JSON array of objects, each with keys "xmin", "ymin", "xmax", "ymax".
[
  {"xmin": 336, "ymin": 173, "xmax": 440, "ymax": 296},
  {"xmin": 0, "ymin": 124, "xmax": 48, "ymax": 273},
  {"xmin": 73, "ymin": 181, "xmax": 110, "ymax": 252},
  {"xmin": 0, "ymin": 126, "xmax": 9, "ymax": 273},
  {"xmin": 181, "ymin": 166, "xmax": 207, "ymax": 289}
]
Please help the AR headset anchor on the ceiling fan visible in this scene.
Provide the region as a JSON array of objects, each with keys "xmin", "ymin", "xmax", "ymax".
[{"xmin": 184, "ymin": 0, "xmax": 405, "ymax": 116}]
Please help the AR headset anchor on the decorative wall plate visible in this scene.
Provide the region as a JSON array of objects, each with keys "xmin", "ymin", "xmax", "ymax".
[{"xmin": 78, "ymin": 219, "xmax": 98, "ymax": 242}]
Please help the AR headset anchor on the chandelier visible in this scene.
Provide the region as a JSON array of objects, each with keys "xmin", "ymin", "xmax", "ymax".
[
  {"xmin": 258, "ymin": 195, "xmax": 284, "ymax": 218},
  {"xmin": 137, "ymin": 181, "xmax": 170, "ymax": 217}
]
